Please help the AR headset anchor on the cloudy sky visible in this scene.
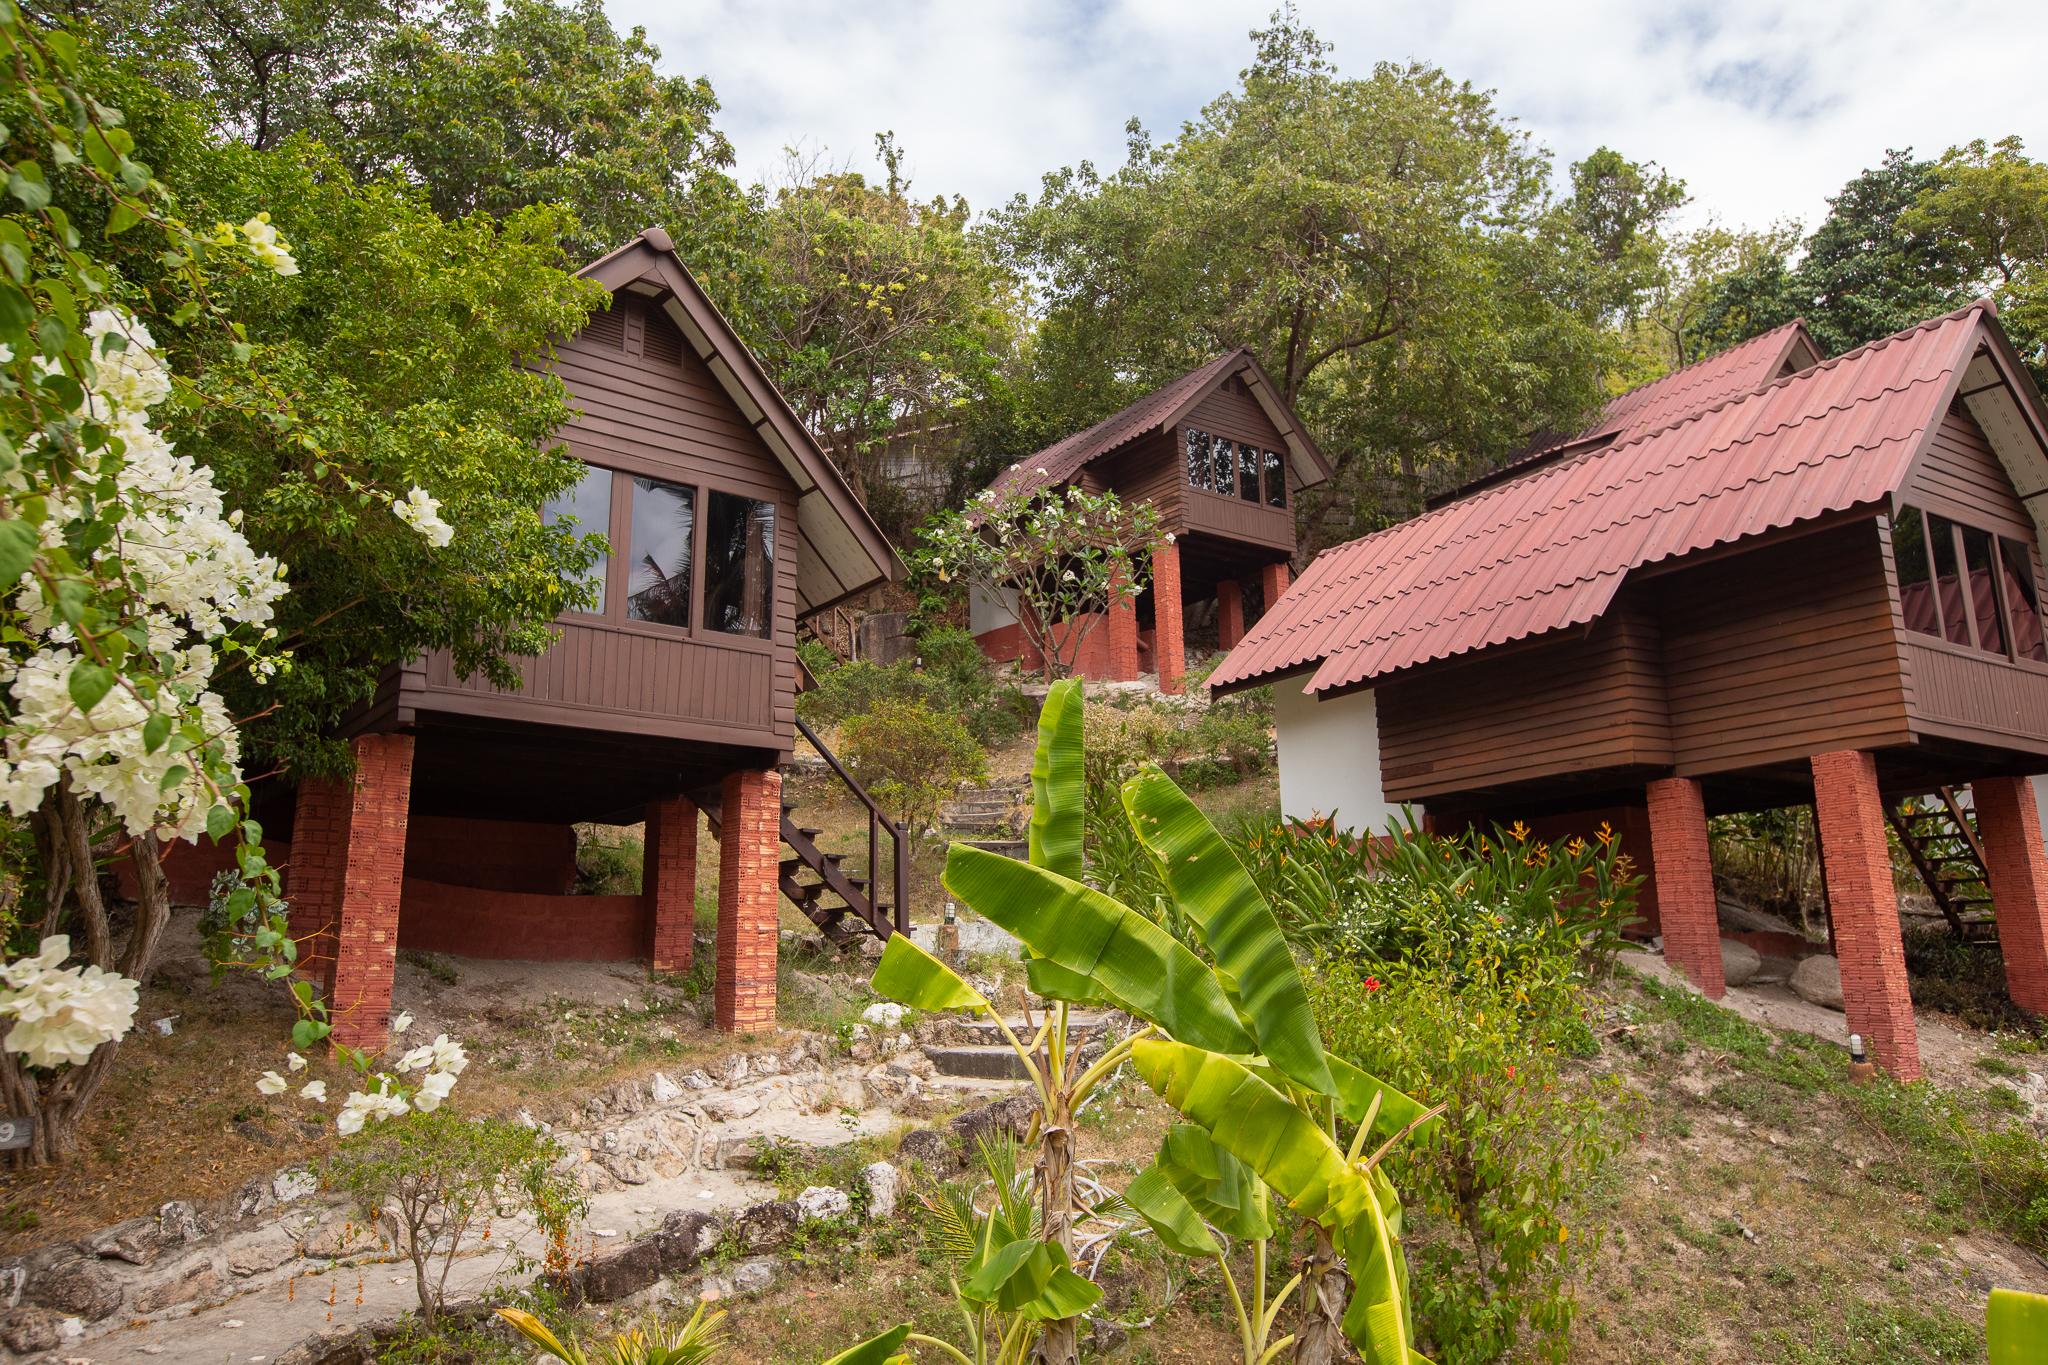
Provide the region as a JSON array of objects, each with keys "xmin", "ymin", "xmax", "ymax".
[{"xmin": 612, "ymin": 0, "xmax": 2045, "ymax": 234}]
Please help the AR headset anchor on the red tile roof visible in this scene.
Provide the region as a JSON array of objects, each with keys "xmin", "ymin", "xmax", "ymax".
[{"xmin": 1211, "ymin": 302, "xmax": 1996, "ymax": 698}]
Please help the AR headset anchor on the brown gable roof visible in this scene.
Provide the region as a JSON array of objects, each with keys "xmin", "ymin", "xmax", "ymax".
[
  {"xmin": 989, "ymin": 349, "xmax": 1332, "ymax": 500},
  {"xmin": 578, "ymin": 230, "xmax": 901, "ymax": 615},
  {"xmin": 1212, "ymin": 301, "xmax": 2048, "ymax": 700}
]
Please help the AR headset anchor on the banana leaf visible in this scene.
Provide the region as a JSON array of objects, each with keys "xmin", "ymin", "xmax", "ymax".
[
  {"xmin": 1027, "ymin": 677, "xmax": 1086, "ymax": 881},
  {"xmin": 1121, "ymin": 765, "xmax": 1332, "ymax": 1095},
  {"xmin": 1132, "ymin": 1039, "xmax": 1420, "ymax": 1365},
  {"xmin": 1991, "ymin": 1287, "xmax": 2048, "ymax": 1365},
  {"xmin": 1324, "ymin": 1055, "xmax": 1433, "ymax": 1142},
  {"xmin": 1158, "ymin": 1122, "xmax": 1274, "ymax": 1240},
  {"xmin": 1025, "ymin": 954, "xmax": 1112, "ymax": 1006},
  {"xmin": 870, "ymin": 934, "xmax": 989, "ymax": 1013},
  {"xmin": 963, "ymin": 1233, "xmax": 1103, "ymax": 1320},
  {"xmin": 819, "ymin": 1323, "xmax": 914, "ymax": 1364},
  {"xmin": 944, "ymin": 843, "xmax": 1253, "ymax": 1055},
  {"xmin": 1124, "ymin": 1163, "xmax": 1223, "ymax": 1258}
]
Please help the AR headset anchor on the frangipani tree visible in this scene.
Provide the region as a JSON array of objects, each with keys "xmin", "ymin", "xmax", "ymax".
[{"xmin": 869, "ymin": 679, "xmax": 1438, "ymax": 1365}]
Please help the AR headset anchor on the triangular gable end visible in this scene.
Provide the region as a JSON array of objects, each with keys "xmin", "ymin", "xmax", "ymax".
[
  {"xmin": 1911, "ymin": 310, "xmax": 2048, "ymax": 550},
  {"xmin": 1158, "ymin": 351, "xmax": 1333, "ymax": 492},
  {"xmin": 578, "ymin": 231, "xmax": 901, "ymax": 615}
]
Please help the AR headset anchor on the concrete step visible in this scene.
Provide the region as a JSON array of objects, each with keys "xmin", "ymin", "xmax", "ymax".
[{"xmin": 922, "ymin": 1045, "xmax": 1035, "ymax": 1081}]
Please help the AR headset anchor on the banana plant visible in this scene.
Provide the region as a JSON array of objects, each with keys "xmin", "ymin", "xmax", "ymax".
[
  {"xmin": 497, "ymin": 1304, "xmax": 933, "ymax": 1364},
  {"xmin": 872, "ymin": 678, "xmax": 1439, "ymax": 1365},
  {"xmin": 1990, "ymin": 1287, "xmax": 2048, "ymax": 1365}
]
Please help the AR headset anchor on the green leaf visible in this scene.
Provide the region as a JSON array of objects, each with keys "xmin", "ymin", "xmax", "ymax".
[
  {"xmin": 1024, "ymin": 954, "xmax": 1110, "ymax": 1006},
  {"xmin": 1324, "ymin": 1055, "xmax": 1433, "ymax": 1142},
  {"xmin": 1156, "ymin": 1122, "xmax": 1273, "ymax": 1240},
  {"xmin": 7, "ymin": 163, "xmax": 49, "ymax": 211},
  {"xmin": 205, "ymin": 804, "xmax": 235, "ymax": 841},
  {"xmin": 66, "ymin": 661, "xmax": 113, "ymax": 713},
  {"xmin": 943, "ymin": 843, "xmax": 1252, "ymax": 1055},
  {"xmin": 869, "ymin": 933, "xmax": 988, "ymax": 1013},
  {"xmin": 159, "ymin": 764, "xmax": 189, "ymax": 792},
  {"xmin": 105, "ymin": 201, "xmax": 141, "ymax": 236},
  {"xmin": 1122, "ymin": 764, "xmax": 1333, "ymax": 1095},
  {"xmin": 141, "ymin": 714, "xmax": 170, "ymax": 754},
  {"xmin": 1124, "ymin": 1161, "xmax": 1222, "ymax": 1258},
  {"xmin": 1991, "ymin": 1288, "xmax": 2048, "ymax": 1365},
  {"xmin": 1026, "ymin": 677, "xmax": 1085, "ymax": 880},
  {"xmin": 0, "ymin": 518, "xmax": 36, "ymax": 584},
  {"xmin": 818, "ymin": 1323, "xmax": 913, "ymax": 1365},
  {"xmin": 290, "ymin": 1019, "xmax": 325, "ymax": 1050},
  {"xmin": 961, "ymin": 1238, "xmax": 1102, "ymax": 1320}
]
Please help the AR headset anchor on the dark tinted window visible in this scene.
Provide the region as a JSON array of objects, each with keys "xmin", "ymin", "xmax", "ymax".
[
  {"xmin": 1238, "ymin": 442, "xmax": 1261, "ymax": 501},
  {"xmin": 704, "ymin": 491, "xmax": 775, "ymax": 638},
  {"xmin": 2002, "ymin": 537, "xmax": 2047, "ymax": 662},
  {"xmin": 1927, "ymin": 513, "xmax": 1971, "ymax": 646},
  {"xmin": 627, "ymin": 477, "xmax": 694, "ymax": 627},
  {"xmin": 1264, "ymin": 450, "xmax": 1286, "ymax": 508},
  {"xmin": 1960, "ymin": 525, "xmax": 2006, "ymax": 655},
  {"xmin": 1184, "ymin": 428, "xmax": 1209, "ymax": 487},
  {"xmin": 1892, "ymin": 505, "xmax": 1939, "ymax": 638},
  {"xmin": 543, "ymin": 464, "xmax": 612, "ymax": 613},
  {"xmin": 1210, "ymin": 435, "xmax": 1236, "ymax": 495}
]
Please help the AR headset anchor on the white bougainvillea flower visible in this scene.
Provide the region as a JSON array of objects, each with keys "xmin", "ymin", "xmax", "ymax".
[
  {"xmin": 427, "ymin": 1034, "xmax": 467, "ymax": 1075},
  {"xmin": 412, "ymin": 1070, "xmax": 457, "ymax": 1113},
  {"xmin": 391, "ymin": 1010, "xmax": 414, "ymax": 1035},
  {"xmin": 336, "ymin": 1088, "xmax": 409, "ymax": 1136},
  {"xmin": 392, "ymin": 487, "xmax": 454, "ymax": 548},
  {"xmin": 256, "ymin": 1070, "xmax": 287, "ymax": 1096},
  {"xmin": 0, "ymin": 936, "xmax": 140, "ymax": 1069},
  {"xmin": 299, "ymin": 1080, "xmax": 327, "ymax": 1104},
  {"xmin": 394, "ymin": 1042, "xmax": 434, "ymax": 1074},
  {"xmin": 286, "ymin": 1052, "xmax": 307, "ymax": 1072},
  {"xmin": 239, "ymin": 214, "xmax": 300, "ymax": 277}
]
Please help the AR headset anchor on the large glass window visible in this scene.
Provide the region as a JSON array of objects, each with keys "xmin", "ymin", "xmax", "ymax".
[
  {"xmin": 704, "ymin": 490, "xmax": 775, "ymax": 638},
  {"xmin": 1237, "ymin": 442, "xmax": 1261, "ymax": 501},
  {"xmin": 1892, "ymin": 503, "xmax": 1938, "ymax": 638},
  {"xmin": 627, "ymin": 476, "xmax": 695, "ymax": 627},
  {"xmin": 1264, "ymin": 450, "xmax": 1287, "ymax": 509},
  {"xmin": 1209, "ymin": 434, "xmax": 1236, "ymax": 496},
  {"xmin": 1184, "ymin": 428, "xmax": 1208, "ymax": 488},
  {"xmin": 2003, "ymin": 537, "xmax": 2048, "ymax": 662},
  {"xmin": 1960, "ymin": 525, "xmax": 2006, "ymax": 655},
  {"xmin": 542, "ymin": 464, "xmax": 613, "ymax": 613},
  {"xmin": 1927, "ymin": 513, "xmax": 1972, "ymax": 647}
]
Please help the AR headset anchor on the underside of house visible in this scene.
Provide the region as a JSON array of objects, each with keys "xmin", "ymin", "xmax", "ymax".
[
  {"xmin": 970, "ymin": 351, "xmax": 1331, "ymax": 691},
  {"xmin": 252, "ymin": 232, "xmax": 901, "ymax": 1051},
  {"xmin": 1215, "ymin": 302, "xmax": 2048, "ymax": 1081}
]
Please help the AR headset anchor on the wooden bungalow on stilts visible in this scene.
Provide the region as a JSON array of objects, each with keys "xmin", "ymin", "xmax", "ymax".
[
  {"xmin": 1213, "ymin": 301, "xmax": 2048, "ymax": 1080},
  {"xmin": 276, "ymin": 230, "xmax": 902, "ymax": 1051}
]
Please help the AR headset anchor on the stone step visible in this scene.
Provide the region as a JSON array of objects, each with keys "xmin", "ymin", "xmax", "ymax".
[{"xmin": 922, "ymin": 1045, "xmax": 1036, "ymax": 1081}]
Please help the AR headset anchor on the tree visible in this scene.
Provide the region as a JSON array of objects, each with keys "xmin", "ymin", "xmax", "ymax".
[
  {"xmin": 1626, "ymin": 219, "xmax": 1804, "ymax": 375},
  {"xmin": 992, "ymin": 9, "xmax": 1612, "ymax": 544},
  {"xmin": 1905, "ymin": 136, "xmax": 2048, "ymax": 386},
  {"xmin": 914, "ymin": 486, "xmax": 1165, "ymax": 683},
  {"xmin": 1563, "ymin": 146, "xmax": 1688, "ymax": 326}
]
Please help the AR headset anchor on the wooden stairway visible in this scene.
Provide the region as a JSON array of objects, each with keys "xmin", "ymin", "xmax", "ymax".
[
  {"xmin": 1886, "ymin": 787, "xmax": 1995, "ymax": 941},
  {"xmin": 699, "ymin": 715, "xmax": 908, "ymax": 945}
]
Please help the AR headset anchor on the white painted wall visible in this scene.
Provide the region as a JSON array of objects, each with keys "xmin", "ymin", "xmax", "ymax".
[
  {"xmin": 969, "ymin": 583, "xmax": 1019, "ymax": 635},
  {"xmin": 1273, "ymin": 680, "xmax": 1405, "ymax": 837}
]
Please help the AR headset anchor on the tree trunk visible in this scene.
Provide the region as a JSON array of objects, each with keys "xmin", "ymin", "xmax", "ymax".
[
  {"xmin": 1032, "ymin": 1058, "xmax": 1080, "ymax": 1365},
  {"xmin": 1291, "ymin": 1220, "xmax": 1351, "ymax": 1365}
]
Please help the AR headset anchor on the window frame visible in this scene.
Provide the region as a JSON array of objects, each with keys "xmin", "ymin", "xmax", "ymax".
[
  {"xmin": 1892, "ymin": 500, "xmax": 2048, "ymax": 669},
  {"xmin": 1179, "ymin": 424, "xmax": 1290, "ymax": 510},
  {"xmin": 550, "ymin": 459, "xmax": 781, "ymax": 653}
]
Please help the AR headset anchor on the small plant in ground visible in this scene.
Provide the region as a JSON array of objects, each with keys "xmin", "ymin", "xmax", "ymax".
[
  {"xmin": 841, "ymin": 697, "xmax": 988, "ymax": 836},
  {"xmin": 327, "ymin": 1110, "xmax": 586, "ymax": 1328}
]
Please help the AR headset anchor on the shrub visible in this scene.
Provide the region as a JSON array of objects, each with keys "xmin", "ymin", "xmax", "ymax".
[
  {"xmin": 841, "ymin": 698, "xmax": 988, "ymax": 836},
  {"xmin": 798, "ymin": 638, "xmax": 1030, "ymax": 746},
  {"xmin": 325, "ymin": 1111, "xmax": 586, "ymax": 1327},
  {"xmin": 573, "ymin": 827, "xmax": 643, "ymax": 896}
]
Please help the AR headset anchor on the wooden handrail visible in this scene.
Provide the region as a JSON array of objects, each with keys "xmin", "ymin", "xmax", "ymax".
[{"xmin": 795, "ymin": 714, "xmax": 910, "ymax": 933}]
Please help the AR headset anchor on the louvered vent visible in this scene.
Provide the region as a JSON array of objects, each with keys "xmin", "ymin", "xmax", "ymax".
[
  {"xmin": 642, "ymin": 305, "xmax": 685, "ymax": 366},
  {"xmin": 582, "ymin": 305, "xmax": 626, "ymax": 351}
]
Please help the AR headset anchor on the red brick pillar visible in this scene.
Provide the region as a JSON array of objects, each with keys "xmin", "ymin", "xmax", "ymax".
[
  {"xmin": 1216, "ymin": 579, "xmax": 1245, "ymax": 651},
  {"xmin": 1258, "ymin": 561, "xmax": 1292, "ymax": 623},
  {"xmin": 288, "ymin": 776, "xmax": 349, "ymax": 994},
  {"xmin": 642, "ymin": 795, "xmax": 698, "ymax": 976},
  {"xmin": 328, "ymin": 734, "xmax": 415, "ymax": 1053},
  {"xmin": 1154, "ymin": 537, "xmax": 1184, "ymax": 696},
  {"xmin": 1811, "ymin": 750, "xmax": 1920, "ymax": 1079},
  {"xmin": 1974, "ymin": 776, "xmax": 2048, "ymax": 1014},
  {"xmin": 716, "ymin": 768, "xmax": 782, "ymax": 1032},
  {"xmin": 1645, "ymin": 776, "xmax": 1724, "ymax": 998},
  {"xmin": 1104, "ymin": 566, "xmax": 1139, "ymax": 683}
]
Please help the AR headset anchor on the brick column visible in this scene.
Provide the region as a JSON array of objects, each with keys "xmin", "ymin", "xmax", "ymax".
[
  {"xmin": 288, "ymin": 776, "xmax": 349, "ymax": 995},
  {"xmin": 642, "ymin": 795, "xmax": 699, "ymax": 976},
  {"xmin": 1154, "ymin": 538, "xmax": 1184, "ymax": 696},
  {"xmin": 1645, "ymin": 776, "xmax": 1724, "ymax": 998},
  {"xmin": 1104, "ymin": 566, "xmax": 1139, "ymax": 683},
  {"xmin": 716, "ymin": 768, "xmax": 782, "ymax": 1032},
  {"xmin": 1258, "ymin": 561, "xmax": 1292, "ymax": 623},
  {"xmin": 1974, "ymin": 776, "xmax": 2048, "ymax": 1014},
  {"xmin": 1812, "ymin": 750, "xmax": 1920, "ymax": 1079},
  {"xmin": 1216, "ymin": 580, "xmax": 1245, "ymax": 651},
  {"xmin": 328, "ymin": 733, "xmax": 415, "ymax": 1053}
]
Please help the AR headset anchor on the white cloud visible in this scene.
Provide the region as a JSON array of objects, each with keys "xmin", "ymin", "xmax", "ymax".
[{"xmin": 614, "ymin": 0, "xmax": 2048, "ymax": 233}]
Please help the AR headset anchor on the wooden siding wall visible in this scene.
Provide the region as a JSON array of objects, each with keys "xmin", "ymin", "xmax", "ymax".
[
  {"xmin": 1377, "ymin": 596, "xmax": 1672, "ymax": 802},
  {"xmin": 1654, "ymin": 519, "xmax": 1912, "ymax": 775},
  {"xmin": 406, "ymin": 292, "xmax": 800, "ymax": 749},
  {"xmin": 1903, "ymin": 403, "xmax": 2034, "ymax": 538},
  {"xmin": 1087, "ymin": 431, "xmax": 1186, "ymax": 525},
  {"xmin": 1177, "ymin": 385, "xmax": 1296, "ymax": 551}
]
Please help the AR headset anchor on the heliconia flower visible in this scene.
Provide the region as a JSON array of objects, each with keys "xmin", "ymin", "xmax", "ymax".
[{"xmin": 256, "ymin": 1070, "xmax": 287, "ymax": 1096}]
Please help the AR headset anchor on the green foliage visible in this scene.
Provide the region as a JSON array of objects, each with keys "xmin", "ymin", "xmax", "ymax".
[
  {"xmin": 798, "ymin": 645, "xmax": 1030, "ymax": 748},
  {"xmin": 1905, "ymin": 136, "xmax": 2048, "ymax": 386},
  {"xmin": 1708, "ymin": 807, "xmax": 1823, "ymax": 929},
  {"xmin": 498, "ymin": 1302, "xmax": 726, "ymax": 1365},
  {"xmin": 840, "ymin": 698, "xmax": 987, "ymax": 836},
  {"xmin": 326, "ymin": 1111, "xmax": 586, "ymax": 1327},
  {"xmin": 574, "ymin": 828, "xmax": 645, "ymax": 896}
]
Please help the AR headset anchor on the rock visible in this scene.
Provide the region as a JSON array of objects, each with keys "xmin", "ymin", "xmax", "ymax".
[
  {"xmin": 0, "ymin": 1260, "xmax": 22, "ymax": 1308},
  {"xmin": 796, "ymin": 1186, "xmax": 852, "ymax": 1221},
  {"xmin": 656, "ymin": 1210, "xmax": 723, "ymax": 1275},
  {"xmin": 24, "ymin": 1249, "xmax": 122, "ymax": 1322},
  {"xmin": 950, "ymin": 1093, "xmax": 1036, "ymax": 1147},
  {"xmin": 702, "ymin": 1091, "xmax": 762, "ymax": 1122},
  {"xmin": 299, "ymin": 1213, "xmax": 384, "ymax": 1261},
  {"xmin": 1720, "ymin": 938, "xmax": 1763, "ymax": 988},
  {"xmin": 701, "ymin": 1255, "xmax": 777, "ymax": 1300},
  {"xmin": 1790, "ymin": 955, "xmax": 1845, "ymax": 1011},
  {"xmin": 234, "ymin": 1118, "xmax": 279, "ymax": 1147},
  {"xmin": 274, "ymin": 1168, "xmax": 320, "ymax": 1204},
  {"xmin": 682, "ymin": 1069, "xmax": 715, "ymax": 1091},
  {"xmin": 862, "ymin": 1162, "xmax": 900, "ymax": 1221},
  {"xmin": 896, "ymin": 1128, "xmax": 954, "ymax": 1170},
  {"xmin": 751, "ymin": 1051, "xmax": 782, "ymax": 1076},
  {"xmin": 132, "ymin": 1255, "xmax": 221, "ymax": 1313},
  {"xmin": 158, "ymin": 1200, "xmax": 209, "ymax": 1245},
  {"xmin": 720, "ymin": 1054, "xmax": 750, "ymax": 1084},
  {"xmin": 1085, "ymin": 1316, "xmax": 1129, "ymax": 1354},
  {"xmin": 273, "ymin": 1324, "xmax": 379, "ymax": 1365},
  {"xmin": 729, "ymin": 1200, "xmax": 801, "ymax": 1255},
  {"xmin": 576, "ymin": 1237, "xmax": 663, "ymax": 1305},
  {"xmin": 650, "ymin": 1072, "xmax": 684, "ymax": 1104},
  {"xmin": 228, "ymin": 1224, "xmax": 300, "ymax": 1277},
  {"xmin": 236, "ymin": 1173, "xmax": 278, "ymax": 1219},
  {"xmin": 0, "ymin": 1305, "xmax": 59, "ymax": 1352},
  {"xmin": 87, "ymin": 1216, "xmax": 167, "ymax": 1266}
]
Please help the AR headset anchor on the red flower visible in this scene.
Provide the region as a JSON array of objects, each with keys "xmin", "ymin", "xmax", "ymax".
[
  {"xmin": 1363, "ymin": 977, "xmax": 1381, "ymax": 993},
  {"xmin": 1504, "ymin": 1065, "xmax": 1517, "ymax": 1080}
]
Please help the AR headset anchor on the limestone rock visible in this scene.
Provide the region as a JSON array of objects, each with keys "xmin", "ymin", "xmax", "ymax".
[
  {"xmin": 575, "ymin": 1238, "xmax": 663, "ymax": 1305},
  {"xmin": 650, "ymin": 1072, "xmax": 684, "ymax": 1104},
  {"xmin": 729, "ymin": 1200, "xmax": 800, "ymax": 1255},
  {"xmin": 25, "ymin": 1249, "xmax": 122, "ymax": 1321},
  {"xmin": 895, "ymin": 1128, "xmax": 954, "ymax": 1171},
  {"xmin": 700, "ymin": 1255, "xmax": 776, "ymax": 1300},
  {"xmin": 1791, "ymin": 955, "xmax": 1845, "ymax": 1011},
  {"xmin": 274, "ymin": 1168, "xmax": 320, "ymax": 1204},
  {"xmin": 0, "ymin": 1305, "xmax": 59, "ymax": 1352},
  {"xmin": 228, "ymin": 1224, "xmax": 300, "ymax": 1277},
  {"xmin": 87, "ymin": 1216, "xmax": 167, "ymax": 1266},
  {"xmin": 795, "ymin": 1186, "xmax": 852, "ymax": 1221},
  {"xmin": 656, "ymin": 1210, "xmax": 722, "ymax": 1275},
  {"xmin": 702, "ymin": 1091, "xmax": 761, "ymax": 1122},
  {"xmin": 132, "ymin": 1255, "xmax": 221, "ymax": 1314},
  {"xmin": 158, "ymin": 1200, "xmax": 210, "ymax": 1245},
  {"xmin": 1720, "ymin": 938, "xmax": 1763, "ymax": 988},
  {"xmin": 299, "ymin": 1212, "xmax": 384, "ymax": 1261},
  {"xmin": 951, "ymin": 1093, "xmax": 1036, "ymax": 1147},
  {"xmin": 861, "ymin": 1162, "xmax": 900, "ymax": 1221}
]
